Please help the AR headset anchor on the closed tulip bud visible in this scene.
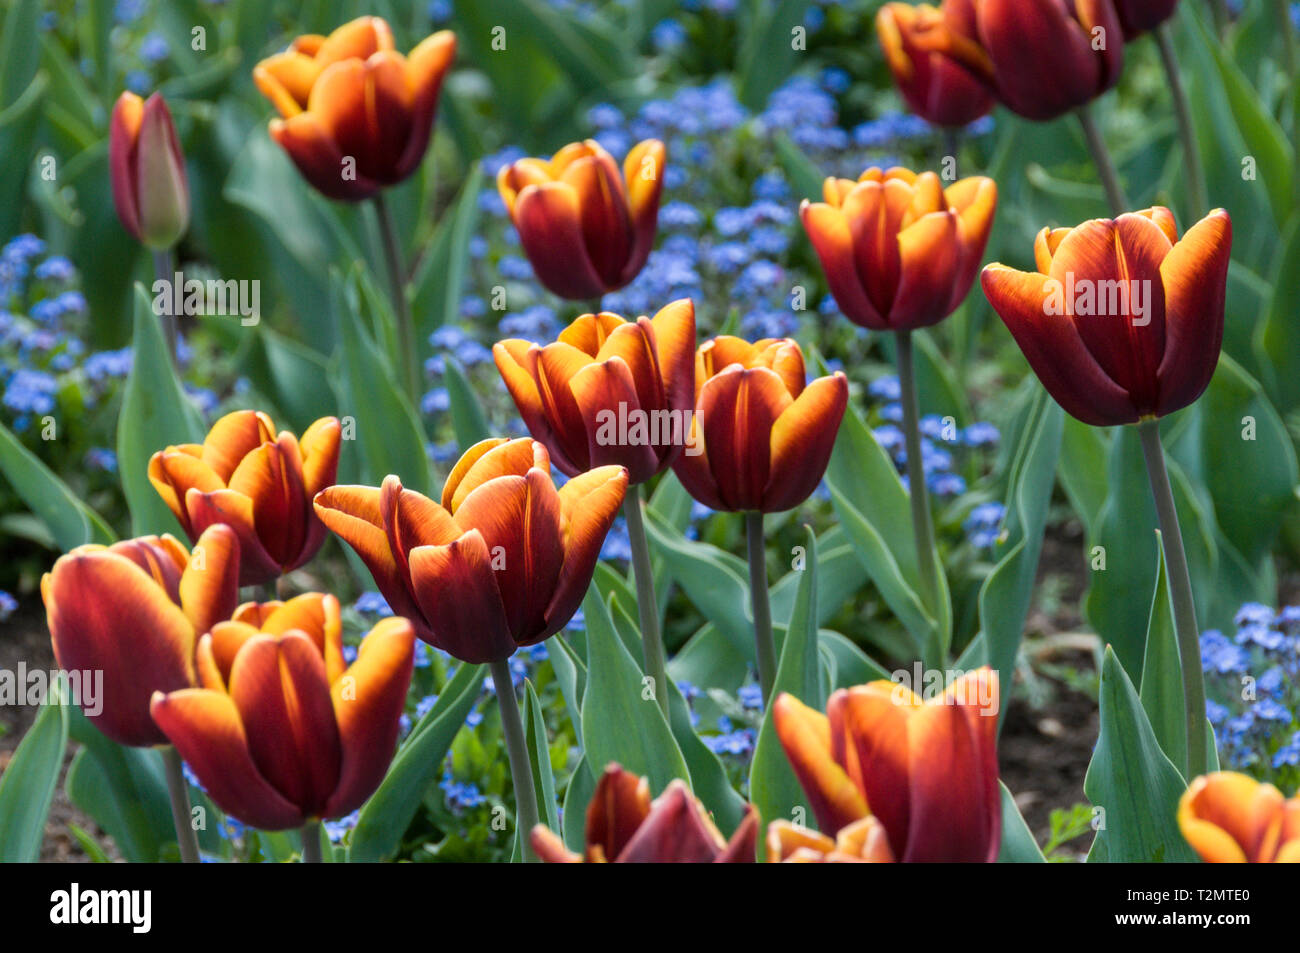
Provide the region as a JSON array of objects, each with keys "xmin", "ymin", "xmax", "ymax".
[
  {"xmin": 253, "ymin": 17, "xmax": 455, "ymax": 201},
  {"xmin": 980, "ymin": 207, "xmax": 1232, "ymax": 426},
  {"xmin": 672, "ymin": 336, "xmax": 847, "ymax": 513},
  {"xmin": 773, "ymin": 667, "xmax": 1001, "ymax": 863},
  {"xmin": 42, "ymin": 525, "xmax": 240, "ymax": 747},
  {"xmin": 497, "ymin": 138, "xmax": 666, "ymax": 299},
  {"xmin": 876, "ymin": 1, "xmax": 996, "ymax": 127},
  {"xmin": 802, "ymin": 167, "xmax": 997, "ymax": 332},
  {"xmin": 1178, "ymin": 772, "xmax": 1300, "ymax": 863},
  {"xmin": 109, "ymin": 92, "xmax": 190, "ymax": 249},
  {"xmin": 973, "ymin": 0, "xmax": 1124, "ymax": 120},
  {"xmin": 1113, "ymin": 0, "xmax": 1180, "ymax": 37},
  {"xmin": 531, "ymin": 763, "xmax": 759, "ymax": 862},
  {"xmin": 148, "ymin": 410, "xmax": 342, "ymax": 586},
  {"xmin": 493, "ymin": 300, "xmax": 695, "ymax": 484},
  {"xmin": 313, "ymin": 438, "xmax": 628, "ymax": 663},
  {"xmin": 151, "ymin": 594, "xmax": 415, "ymax": 830}
]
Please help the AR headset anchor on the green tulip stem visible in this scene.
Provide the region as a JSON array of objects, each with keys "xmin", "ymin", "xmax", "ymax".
[
  {"xmin": 1137, "ymin": 419, "xmax": 1209, "ymax": 781},
  {"xmin": 301, "ymin": 821, "xmax": 323, "ymax": 863},
  {"xmin": 161, "ymin": 745, "xmax": 200, "ymax": 863},
  {"xmin": 1076, "ymin": 104, "xmax": 1129, "ymax": 215},
  {"xmin": 746, "ymin": 511, "xmax": 777, "ymax": 703},
  {"xmin": 1155, "ymin": 25, "xmax": 1208, "ymax": 219},
  {"xmin": 490, "ymin": 657, "xmax": 541, "ymax": 862},
  {"xmin": 587, "ymin": 297, "xmax": 604, "ymax": 315},
  {"xmin": 895, "ymin": 329, "xmax": 942, "ymax": 667},
  {"xmin": 151, "ymin": 248, "xmax": 179, "ymax": 368},
  {"xmin": 371, "ymin": 192, "xmax": 421, "ymax": 406},
  {"xmin": 623, "ymin": 490, "xmax": 670, "ymax": 716}
]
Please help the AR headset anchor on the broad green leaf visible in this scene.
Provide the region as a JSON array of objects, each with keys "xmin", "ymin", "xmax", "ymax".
[
  {"xmin": 523, "ymin": 680, "xmax": 560, "ymax": 832},
  {"xmin": 561, "ymin": 756, "xmax": 595, "ymax": 852},
  {"xmin": 412, "ymin": 162, "xmax": 483, "ymax": 340},
  {"xmin": 237, "ymin": 326, "xmax": 338, "ymax": 435},
  {"xmin": 1058, "ymin": 416, "xmax": 1109, "ymax": 532},
  {"xmin": 0, "ymin": 701, "xmax": 68, "ymax": 862},
  {"xmin": 348, "ymin": 663, "xmax": 485, "ymax": 862},
  {"xmin": 548, "ymin": 633, "xmax": 587, "ymax": 747},
  {"xmin": 1139, "ymin": 533, "xmax": 1186, "ymax": 775},
  {"xmin": 1084, "ymin": 648, "xmax": 1199, "ymax": 863},
  {"xmin": 1258, "ymin": 213, "xmax": 1300, "ymax": 412},
  {"xmin": 442, "ymin": 355, "xmax": 491, "ymax": 452},
  {"xmin": 0, "ymin": 422, "xmax": 115, "ymax": 549},
  {"xmin": 737, "ymin": 0, "xmax": 813, "ymax": 110},
  {"xmin": 117, "ymin": 284, "xmax": 207, "ymax": 536},
  {"xmin": 996, "ymin": 782, "xmax": 1047, "ymax": 863},
  {"xmin": 819, "ymin": 630, "xmax": 892, "ymax": 690}
]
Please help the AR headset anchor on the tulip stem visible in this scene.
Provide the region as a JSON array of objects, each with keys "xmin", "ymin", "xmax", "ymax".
[
  {"xmin": 746, "ymin": 511, "xmax": 777, "ymax": 703},
  {"xmin": 301, "ymin": 822, "xmax": 323, "ymax": 863},
  {"xmin": 151, "ymin": 249, "xmax": 179, "ymax": 368},
  {"xmin": 623, "ymin": 491, "xmax": 670, "ymax": 716},
  {"xmin": 1076, "ymin": 105, "xmax": 1129, "ymax": 215},
  {"xmin": 372, "ymin": 192, "xmax": 421, "ymax": 406},
  {"xmin": 1155, "ymin": 26, "xmax": 1208, "ymax": 219},
  {"xmin": 1137, "ymin": 419, "xmax": 1209, "ymax": 780},
  {"xmin": 161, "ymin": 745, "xmax": 200, "ymax": 863},
  {"xmin": 490, "ymin": 658, "xmax": 540, "ymax": 862},
  {"xmin": 895, "ymin": 329, "xmax": 943, "ymax": 667}
]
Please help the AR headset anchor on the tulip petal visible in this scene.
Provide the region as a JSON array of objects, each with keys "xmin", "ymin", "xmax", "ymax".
[
  {"xmin": 205, "ymin": 622, "xmax": 260, "ymax": 688},
  {"xmin": 559, "ymin": 153, "xmax": 633, "ymax": 289},
  {"xmin": 441, "ymin": 438, "xmax": 546, "ymax": 512},
  {"xmin": 535, "ymin": 342, "xmax": 604, "ymax": 475},
  {"xmin": 714, "ymin": 805, "xmax": 760, "ymax": 863},
  {"xmin": 696, "ymin": 365, "xmax": 791, "ymax": 510},
  {"xmin": 495, "ymin": 342, "xmax": 573, "ymax": 471},
  {"xmin": 545, "ymin": 464, "xmax": 629, "ymax": 634},
  {"xmin": 406, "ymin": 531, "xmax": 517, "ymax": 663},
  {"xmin": 649, "ymin": 299, "xmax": 697, "ymax": 421},
  {"xmin": 260, "ymin": 593, "xmax": 346, "ymax": 685},
  {"xmin": 764, "ymin": 372, "xmax": 849, "ymax": 512},
  {"xmin": 766, "ymin": 819, "xmax": 837, "ymax": 863},
  {"xmin": 149, "ymin": 450, "xmax": 224, "ymax": 537},
  {"xmin": 833, "ymin": 683, "xmax": 917, "ymax": 854},
  {"xmin": 532, "ymin": 826, "xmax": 582, "ymax": 862},
  {"xmin": 178, "ymin": 523, "xmax": 241, "ymax": 637},
  {"xmin": 109, "ymin": 93, "xmax": 144, "ymax": 241},
  {"xmin": 299, "ymin": 417, "xmax": 342, "ymax": 498},
  {"xmin": 617, "ymin": 781, "xmax": 726, "ymax": 862},
  {"xmin": 584, "ymin": 764, "xmax": 653, "ymax": 863},
  {"xmin": 621, "ymin": 139, "xmax": 667, "ymax": 285},
  {"xmin": 512, "ymin": 182, "xmax": 608, "ymax": 299},
  {"xmin": 379, "ymin": 475, "xmax": 460, "ymax": 585},
  {"xmin": 1178, "ymin": 772, "xmax": 1285, "ymax": 863},
  {"xmin": 568, "ymin": 356, "xmax": 663, "ymax": 483},
  {"xmin": 201, "ymin": 410, "xmax": 276, "ymax": 482},
  {"xmin": 269, "ymin": 112, "xmax": 383, "ymax": 202},
  {"xmin": 893, "ymin": 210, "xmax": 962, "ymax": 329},
  {"xmin": 944, "ymin": 176, "xmax": 998, "ymax": 313},
  {"xmin": 772, "ymin": 693, "xmax": 869, "ymax": 835},
  {"xmin": 593, "ymin": 319, "xmax": 665, "ymax": 420},
  {"xmin": 801, "ymin": 201, "xmax": 883, "ymax": 329},
  {"xmin": 253, "ymin": 53, "xmax": 319, "ymax": 116}
]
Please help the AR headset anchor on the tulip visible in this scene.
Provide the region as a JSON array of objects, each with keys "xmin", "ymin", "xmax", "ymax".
[
  {"xmin": 253, "ymin": 16, "xmax": 455, "ymax": 201},
  {"xmin": 109, "ymin": 92, "xmax": 190, "ymax": 250},
  {"xmin": 149, "ymin": 410, "xmax": 342, "ymax": 587},
  {"xmin": 766, "ymin": 816, "xmax": 897, "ymax": 863},
  {"xmin": 42, "ymin": 525, "xmax": 240, "ymax": 747},
  {"xmin": 773, "ymin": 667, "xmax": 1001, "ymax": 862},
  {"xmin": 673, "ymin": 336, "xmax": 847, "ymax": 514},
  {"xmin": 497, "ymin": 138, "xmax": 667, "ymax": 300},
  {"xmin": 493, "ymin": 300, "xmax": 696, "ymax": 485},
  {"xmin": 973, "ymin": 0, "xmax": 1125, "ymax": 121},
  {"xmin": 876, "ymin": 1, "xmax": 996, "ymax": 127},
  {"xmin": 531, "ymin": 763, "xmax": 759, "ymax": 862},
  {"xmin": 1113, "ymin": 0, "xmax": 1180, "ymax": 36},
  {"xmin": 801, "ymin": 167, "xmax": 997, "ymax": 332},
  {"xmin": 1178, "ymin": 772, "xmax": 1300, "ymax": 863},
  {"xmin": 313, "ymin": 437, "xmax": 627, "ymax": 664},
  {"xmin": 151, "ymin": 594, "xmax": 415, "ymax": 831},
  {"xmin": 980, "ymin": 207, "xmax": 1232, "ymax": 427}
]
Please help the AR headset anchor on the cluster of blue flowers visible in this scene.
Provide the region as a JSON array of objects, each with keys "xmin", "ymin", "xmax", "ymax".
[{"xmin": 1202, "ymin": 603, "xmax": 1300, "ymax": 784}]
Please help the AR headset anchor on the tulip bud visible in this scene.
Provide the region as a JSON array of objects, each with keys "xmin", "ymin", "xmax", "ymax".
[
  {"xmin": 109, "ymin": 92, "xmax": 190, "ymax": 249},
  {"xmin": 1178, "ymin": 772, "xmax": 1300, "ymax": 863},
  {"xmin": 1113, "ymin": 0, "xmax": 1180, "ymax": 37},
  {"xmin": 876, "ymin": 1, "xmax": 995, "ymax": 127}
]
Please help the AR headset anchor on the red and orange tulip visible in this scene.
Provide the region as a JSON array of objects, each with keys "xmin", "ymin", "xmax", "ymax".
[
  {"xmin": 1113, "ymin": 0, "xmax": 1180, "ymax": 37},
  {"xmin": 109, "ymin": 92, "xmax": 190, "ymax": 249},
  {"xmin": 767, "ymin": 815, "xmax": 897, "ymax": 863},
  {"xmin": 43, "ymin": 525, "xmax": 240, "ymax": 747},
  {"xmin": 773, "ymin": 667, "xmax": 1001, "ymax": 862},
  {"xmin": 801, "ymin": 167, "xmax": 997, "ymax": 332},
  {"xmin": 1178, "ymin": 772, "xmax": 1300, "ymax": 863},
  {"xmin": 253, "ymin": 16, "xmax": 455, "ymax": 201},
  {"xmin": 149, "ymin": 410, "xmax": 342, "ymax": 586},
  {"xmin": 151, "ymin": 593, "xmax": 414, "ymax": 830},
  {"xmin": 973, "ymin": 0, "xmax": 1124, "ymax": 120},
  {"xmin": 531, "ymin": 763, "xmax": 759, "ymax": 863},
  {"xmin": 497, "ymin": 139, "xmax": 667, "ymax": 299},
  {"xmin": 876, "ymin": 1, "xmax": 996, "ymax": 127},
  {"xmin": 980, "ymin": 207, "xmax": 1232, "ymax": 426},
  {"xmin": 672, "ymin": 336, "xmax": 848, "ymax": 513},
  {"xmin": 494, "ymin": 301, "xmax": 695, "ymax": 484},
  {"xmin": 313, "ymin": 437, "xmax": 627, "ymax": 663}
]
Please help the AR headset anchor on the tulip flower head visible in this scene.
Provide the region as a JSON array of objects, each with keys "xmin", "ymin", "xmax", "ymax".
[
  {"xmin": 109, "ymin": 91, "xmax": 190, "ymax": 249},
  {"xmin": 773, "ymin": 667, "xmax": 1001, "ymax": 862},
  {"xmin": 531, "ymin": 763, "xmax": 759, "ymax": 862},
  {"xmin": 876, "ymin": 1, "xmax": 996, "ymax": 127},
  {"xmin": 672, "ymin": 336, "xmax": 848, "ymax": 513},
  {"xmin": 802, "ymin": 167, "xmax": 997, "ymax": 332},
  {"xmin": 496, "ymin": 138, "xmax": 667, "ymax": 299},
  {"xmin": 1178, "ymin": 772, "xmax": 1300, "ymax": 863},
  {"xmin": 253, "ymin": 17, "xmax": 455, "ymax": 200},
  {"xmin": 1113, "ymin": 0, "xmax": 1181, "ymax": 37},
  {"xmin": 149, "ymin": 410, "xmax": 342, "ymax": 587},
  {"xmin": 494, "ymin": 300, "xmax": 695, "ymax": 485},
  {"xmin": 151, "ymin": 594, "xmax": 415, "ymax": 830},
  {"xmin": 313, "ymin": 438, "xmax": 628, "ymax": 663},
  {"xmin": 980, "ymin": 207, "xmax": 1231, "ymax": 426},
  {"xmin": 43, "ymin": 525, "xmax": 240, "ymax": 747},
  {"xmin": 767, "ymin": 815, "xmax": 897, "ymax": 863}
]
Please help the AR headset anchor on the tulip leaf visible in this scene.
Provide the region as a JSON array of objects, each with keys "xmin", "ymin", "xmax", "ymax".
[
  {"xmin": 0, "ymin": 0, "xmax": 40, "ymax": 107},
  {"xmin": 348, "ymin": 662, "xmax": 486, "ymax": 863},
  {"xmin": 996, "ymin": 782, "xmax": 1046, "ymax": 863},
  {"xmin": 0, "ymin": 422, "xmax": 116, "ymax": 550},
  {"xmin": 769, "ymin": 526, "xmax": 867, "ymax": 629},
  {"xmin": 547, "ymin": 633, "xmax": 587, "ymax": 747},
  {"xmin": 561, "ymin": 756, "xmax": 595, "ymax": 853},
  {"xmin": 818, "ymin": 630, "xmax": 892, "ymax": 691},
  {"xmin": 1058, "ymin": 416, "xmax": 1110, "ymax": 533},
  {"xmin": 0, "ymin": 701, "xmax": 68, "ymax": 862},
  {"xmin": 522, "ymin": 679, "xmax": 561, "ymax": 842},
  {"xmin": 976, "ymin": 389, "xmax": 1064, "ymax": 730},
  {"xmin": 442, "ymin": 354, "xmax": 491, "ymax": 453},
  {"xmin": 647, "ymin": 473, "xmax": 695, "ymax": 620},
  {"xmin": 1084, "ymin": 647, "xmax": 1199, "ymax": 863},
  {"xmin": 117, "ymin": 284, "xmax": 208, "ymax": 537},
  {"xmin": 750, "ymin": 526, "xmax": 820, "ymax": 837},
  {"xmin": 580, "ymin": 588, "xmax": 690, "ymax": 795},
  {"xmin": 668, "ymin": 623, "xmax": 749, "ymax": 696},
  {"xmin": 773, "ymin": 132, "xmax": 825, "ymax": 202},
  {"xmin": 0, "ymin": 71, "xmax": 47, "ymax": 240},
  {"xmin": 1259, "ymin": 212, "xmax": 1300, "ymax": 413},
  {"xmin": 412, "ymin": 162, "xmax": 483, "ymax": 341},
  {"xmin": 737, "ymin": 0, "xmax": 813, "ymax": 111},
  {"xmin": 331, "ymin": 269, "xmax": 434, "ymax": 496},
  {"xmin": 1138, "ymin": 533, "xmax": 1186, "ymax": 775},
  {"xmin": 236, "ymin": 326, "xmax": 339, "ymax": 435}
]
